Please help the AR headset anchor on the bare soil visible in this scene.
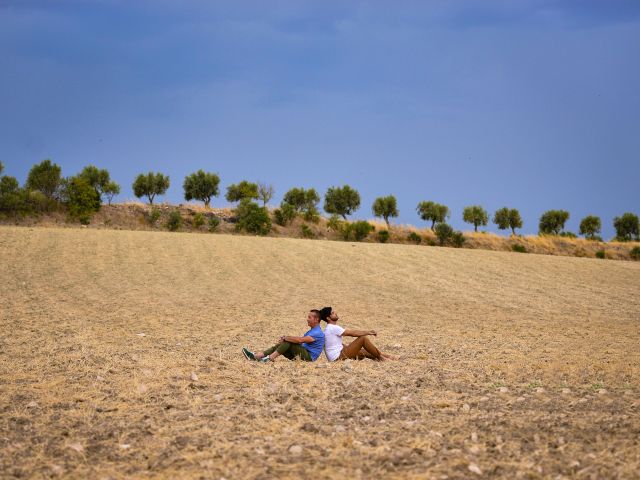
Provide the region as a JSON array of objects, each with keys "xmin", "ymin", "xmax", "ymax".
[{"xmin": 0, "ymin": 226, "xmax": 639, "ymax": 479}]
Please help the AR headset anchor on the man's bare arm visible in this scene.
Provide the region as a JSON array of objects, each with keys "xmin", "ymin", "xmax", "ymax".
[
  {"xmin": 342, "ymin": 329, "xmax": 376, "ymax": 337},
  {"xmin": 282, "ymin": 335, "xmax": 314, "ymax": 344}
]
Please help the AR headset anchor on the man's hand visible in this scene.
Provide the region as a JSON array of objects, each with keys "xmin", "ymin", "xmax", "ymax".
[{"xmin": 279, "ymin": 336, "xmax": 286, "ymax": 344}]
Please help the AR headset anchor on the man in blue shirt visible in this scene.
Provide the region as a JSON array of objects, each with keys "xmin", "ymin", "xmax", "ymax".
[{"xmin": 243, "ymin": 310, "xmax": 325, "ymax": 362}]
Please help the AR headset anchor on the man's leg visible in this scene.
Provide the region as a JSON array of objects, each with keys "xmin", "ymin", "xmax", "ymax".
[
  {"xmin": 285, "ymin": 344, "xmax": 312, "ymax": 361},
  {"xmin": 254, "ymin": 345, "xmax": 278, "ymax": 359},
  {"xmin": 340, "ymin": 336, "xmax": 382, "ymax": 361}
]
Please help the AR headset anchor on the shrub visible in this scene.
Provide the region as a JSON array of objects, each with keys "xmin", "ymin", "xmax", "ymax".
[
  {"xmin": 579, "ymin": 215, "xmax": 601, "ymax": 240},
  {"xmin": 559, "ymin": 231, "xmax": 577, "ymax": 238},
  {"xmin": 417, "ymin": 201, "xmax": 449, "ymax": 229},
  {"xmin": 462, "ymin": 205, "xmax": 488, "ymax": 232},
  {"xmin": 341, "ymin": 221, "xmax": 374, "ymax": 241},
  {"xmin": 235, "ymin": 199, "xmax": 271, "ymax": 235},
  {"xmin": 613, "ymin": 212, "xmax": 639, "ymax": 241},
  {"xmin": 26, "ymin": 159, "xmax": 62, "ymax": 199},
  {"xmin": 148, "ymin": 207, "xmax": 161, "ymax": 225},
  {"xmin": 79, "ymin": 215, "xmax": 91, "ymax": 226},
  {"xmin": 434, "ymin": 222, "xmax": 454, "ymax": 246},
  {"xmin": 595, "ymin": 250, "xmax": 606, "ymax": 259},
  {"xmin": 208, "ymin": 215, "xmax": 221, "ymax": 232},
  {"xmin": 327, "ymin": 214, "xmax": 343, "ymax": 232},
  {"xmin": 630, "ymin": 246, "xmax": 640, "ymax": 261},
  {"xmin": 512, "ymin": 244, "xmax": 527, "ymax": 253},
  {"xmin": 539, "ymin": 210, "xmax": 570, "ymax": 235},
  {"xmin": 226, "ymin": 181, "xmax": 259, "ymax": 203},
  {"xmin": 324, "ymin": 185, "xmax": 360, "ymax": 219},
  {"xmin": 407, "ymin": 232, "xmax": 422, "ymax": 244},
  {"xmin": 302, "ymin": 206, "xmax": 320, "ymax": 223},
  {"xmin": 377, "ymin": 230, "xmax": 390, "ymax": 243},
  {"xmin": 274, "ymin": 202, "xmax": 296, "ymax": 226},
  {"xmin": 372, "ymin": 195, "xmax": 399, "ymax": 227},
  {"xmin": 65, "ymin": 176, "xmax": 101, "ymax": 221},
  {"xmin": 133, "ymin": 172, "xmax": 170, "ymax": 205},
  {"xmin": 183, "ymin": 170, "xmax": 220, "ymax": 207},
  {"xmin": 451, "ymin": 231, "xmax": 465, "ymax": 248},
  {"xmin": 193, "ymin": 212, "xmax": 205, "ymax": 228},
  {"xmin": 300, "ymin": 224, "xmax": 315, "ymax": 239},
  {"xmin": 493, "ymin": 207, "xmax": 523, "ymax": 235},
  {"xmin": 166, "ymin": 210, "xmax": 183, "ymax": 231}
]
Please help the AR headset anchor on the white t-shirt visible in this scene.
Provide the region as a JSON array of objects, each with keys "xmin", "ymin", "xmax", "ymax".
[{"xmin": 324, "ymin": 323, "xmax": 346, "ymax": 361}]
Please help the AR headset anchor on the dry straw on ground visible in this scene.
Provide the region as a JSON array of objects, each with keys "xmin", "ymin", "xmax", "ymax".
[{"xmin": 1, "ymin": 226, "xmax": 639, "ymax": 479}]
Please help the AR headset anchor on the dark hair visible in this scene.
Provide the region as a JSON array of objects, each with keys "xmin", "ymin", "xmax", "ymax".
[
  {"xmin": 310, "ymin": 309, "xmax": 321, "ymax": 320},
  {"xmin": 319, "ymin": 306, "xmax": 332, "ymax": 321}
]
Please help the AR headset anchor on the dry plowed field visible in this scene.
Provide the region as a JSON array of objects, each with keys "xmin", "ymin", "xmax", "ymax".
[{"xmin": 1, "ymin": 227, "xmax": 639, "ymax": 479}]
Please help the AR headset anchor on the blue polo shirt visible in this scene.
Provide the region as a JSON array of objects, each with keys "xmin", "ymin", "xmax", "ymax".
[{"xmin": 301, "ymin": 325, "xmax": 325, "ymax": 361}]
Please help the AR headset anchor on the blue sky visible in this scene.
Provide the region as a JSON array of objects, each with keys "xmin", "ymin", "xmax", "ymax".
[{"xmin": 1, "ymin": 1, "xmax": 639, "ymax": 238}]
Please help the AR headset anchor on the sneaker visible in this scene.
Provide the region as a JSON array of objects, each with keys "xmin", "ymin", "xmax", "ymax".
[
  {"xmin": 259, "ymin": 356, "xmax": 271, "ymax": 363},
  {"xmin": 242, "ymin": 347, "xmax": 256, "ymax": 361}
]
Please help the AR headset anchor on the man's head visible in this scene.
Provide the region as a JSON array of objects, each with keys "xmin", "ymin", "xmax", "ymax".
[
  {"xmin": 307, "ymin": 309, "xmax": 321, "ymax": 328},
  {"xmin": 320, "ymin": 306, "xmax": 339, "ymax": 323}
]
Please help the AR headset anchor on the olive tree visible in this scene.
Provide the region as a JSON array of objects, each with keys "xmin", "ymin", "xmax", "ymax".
[
  {"xmin": 462, "ymin": 205, "xmax": 488, "ymax": 232},
  {"xmin": 579, "ymin": 215, "xmax": 601, "ymax": 240},
  {"xmin": 372, "ymin": 195, "xmax": 399, "ymax": 228},
  {"xmin": 133, "ymin": 172, "xmax": 170, "ymax": 205},
  {"xmin": 613, "ymin": 212, "xmax": 639, "ymax": 241},
  {"xmin": 103, "ymin": 181, "xmax": 120, "ymax": 206},
  {"xmin": 183, "ymin": 170, "xmax": 220, "ymax": 207},
  {"xmin": 538, "ymin": 210, "xmax": 569, "ymax": 235},
  {"xmin": 324, "ymin": 185, "xmax": 360, "ymax": 220},
  {"xmin": 416, "ymin": 201, "xmax": 449, "ymax": 229},
  {"xmin": 78, "ymin": 165, "xmax": 113, "ymax": 201},
  {"xmin": 493, "ymin": 207, "xmax": 523, "ymax": 235},
  {"xmin": 226, "ymin": 180, "xmax": 259, "ymax": 203},
  {"xmin": 26, "ymin": 159, "xmax": 62, "ymax": 199}
]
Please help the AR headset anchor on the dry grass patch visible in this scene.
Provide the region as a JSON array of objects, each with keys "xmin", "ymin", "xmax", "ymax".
[{"xmin": 1, "ymin": 226, "xmax": 639, "ymax": 478}]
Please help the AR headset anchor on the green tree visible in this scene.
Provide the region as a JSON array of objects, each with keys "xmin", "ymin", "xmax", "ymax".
[
  {"xmin": 258, "ymin": 182, "xmax": 274, "ymax": 207},
  {"xmin": 493, "ymin": 207, "xmax": 523, "ymax": 235},
  {"xmin": 226, "ymin": 180, "xmax": 259, "ymax": 203},
  {"xmin": 65, "ymin": 176, "xmax": 101, "ymax": 220},
  {"xmin": 183, "ymin": 170, "xmax": 220, "ymax": 207},
  {"xmin": 539, "ymin": 210, "xmax": 570, "ymax": 235},
  {"xmin": 613, "ymin": 212, "xmax": 639, "ymax": 241},
  {"xmin": 0, "ymin": 175, "xmax": 19, "ymax": 196},
  {"xmin": 0, "ymin": 161, "xmax": 4, "ymax": 175},
  {"xmin": 133, "ymin": 172, "xmax": 170, "ymax": 205},
  {"xmin": 323, "ymin": 185, "xmax": 360, "ymax": 220},
  {"xmin": 283, "ymin": 187, "xmax": 320, "ymax": 213},
  {"xmin": 235, "ymin": 199, "xmax": 271, "ymax": 235},
  {"xmin": 462, "ymin": 205, "xmax": 488, "ymax": 232},
  {"xmin": 416, "ymin": 201, "xmax": 449, "ymax": 229},
  {"xmin": 579, "ymin": 215, "xmax": 601, "ymax": 240},
  {"xmin": 372, "ymin": 195, "xmax": 399, "ymax": 228},
  {"xmin": 26, "ymin": 159, "xmax": 62, "ymax": 199},
  {"xmin": 103, "ymin": 181, "xmax": 120, "ymax": 206},
  {"xmin": 78, "ymin": 165, "xmax": 112, "ymax": 201}
]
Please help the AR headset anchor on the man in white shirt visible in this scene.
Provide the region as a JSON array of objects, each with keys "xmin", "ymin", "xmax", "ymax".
[{"xmin": 320, "ymin": 306, "xmax": 397, "ymax": 361}]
